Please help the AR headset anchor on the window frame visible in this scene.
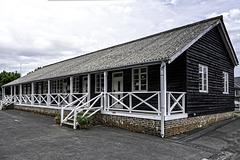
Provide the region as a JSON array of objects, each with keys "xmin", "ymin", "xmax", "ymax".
[
  {"xmin": 73, "ymin": 76, "xmax": 79, "ymax": 93},
  {"xmin": 235, "ymin": 89, "xmax": 240, "ymax": 97},
  {"xmin": 132, "ymin": 67, "xmax": 148, "ymax": 92},
  {"xmin": 223, "ymin": 72, "xmax": 229, "ymax": 94},
  {"xmin": 95, "ymin": 73, "xmax": 104, "ymax": 93},
  {"xmin": 199, "ymin": 64, "xmax": 208, "ymax": 93}
]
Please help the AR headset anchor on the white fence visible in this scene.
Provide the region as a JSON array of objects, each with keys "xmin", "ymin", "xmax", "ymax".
[{"xmin": 2, "ymin": 91, "xmax": 186, "ymax": 118}]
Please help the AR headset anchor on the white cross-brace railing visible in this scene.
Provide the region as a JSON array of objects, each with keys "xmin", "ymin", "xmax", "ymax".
[
  {"xmin": 61, "ymin": 93, "xmax": 88, "ymax": 124},
  {"xmin": 0, "ymin": 95, "xmax": 14, "ymax": 108},
  {"xmin": 32, "ymin": 94, "xmax": 48, "ymax": 105},
  {"xmin": 106, "ymin": 91, "xmax": 186, "ymax": 116},
  {"xmin": 61, "ymin": 92, "xmax": 103, "ymax": 129}
]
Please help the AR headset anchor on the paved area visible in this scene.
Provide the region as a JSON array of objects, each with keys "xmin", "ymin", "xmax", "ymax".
[{"xmin": 0, "ymin": 110, "xmax": 239, "ymax": 160}]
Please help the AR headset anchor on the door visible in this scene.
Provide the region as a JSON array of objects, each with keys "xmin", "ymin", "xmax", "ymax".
[
  {"xmin": 82, "ymin": 76, "xmax": 88, "ymax": 105},
  {"xmin": 112, "ymin": 72, "xmax": 123, "ymax": 108},
  {"xmin": 82, "ymin": 76, "xmax": 88, "ymax": 93}
]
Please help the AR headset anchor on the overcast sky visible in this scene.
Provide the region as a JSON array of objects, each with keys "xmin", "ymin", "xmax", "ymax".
[{"xmin": 0, "ymin": 0, "xmax": 239, "ymax": 77}]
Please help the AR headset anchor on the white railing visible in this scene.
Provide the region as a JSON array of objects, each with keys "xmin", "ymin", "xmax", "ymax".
[
  {"xmin": 61, "ymin": 93, "xmax": 88, "ymax": 124},
  {"xmin": 61, "ymin": 93, "xmax": 103, "ymax": 129},
  {"xmin": 32, "ymin": 94, "xmax": 48, "ymax": 106},
  {"xmin": 106, "ymin": 91, "xmax": 186, "ymax": 116},
  {"xmin": 0, "ymin": 95, "xmax": 14, "ymax": 108}
]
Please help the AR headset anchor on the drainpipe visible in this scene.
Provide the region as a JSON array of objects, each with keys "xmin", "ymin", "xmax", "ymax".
[{"xmin": 160, "ymin": 62, "xmax": 167, "ymax": 138}]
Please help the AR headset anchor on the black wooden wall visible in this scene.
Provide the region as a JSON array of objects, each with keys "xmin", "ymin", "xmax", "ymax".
[{"xmin": 186, "ymin": 26, "xmax": 235, "ymax": 116}]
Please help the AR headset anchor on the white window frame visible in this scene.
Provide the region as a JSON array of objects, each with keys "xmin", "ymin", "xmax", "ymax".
[
  {"xmin": 95, "ymin": 73, "xmax": 104, "ymax": 93},
  {"xmin": 51, "ymin": 79, "xmax": 63, "ymax": 93},
  {"xmin": 73, "ymin": 76, "xmax": 79, "ymax": 93},
  {"xmin": 223, "ymin": 72, "xmax": 229, "ymax": 94},
  {"xmin": 132, "ymin": 67, "xmax": 148, "ymax": 91},
  {"xmin": 235, "ymin": 89, "xmax": 240, "ymax": 97},
  {"xmin": 199, "ymin": 64, "xmax": 208, "ymax": 93}
]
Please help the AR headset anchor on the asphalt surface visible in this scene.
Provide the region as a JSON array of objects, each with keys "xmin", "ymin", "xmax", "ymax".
[{"xmin": 0, "ymin": 110, "xmax": 239, "ymax": 160}]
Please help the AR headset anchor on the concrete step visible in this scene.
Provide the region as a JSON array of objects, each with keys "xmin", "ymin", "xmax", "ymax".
[{"xmin": 62, "ymin": 121, "xmax": 74, "ymax": 128}]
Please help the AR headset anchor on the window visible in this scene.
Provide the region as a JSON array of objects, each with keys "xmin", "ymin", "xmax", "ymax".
[
  {"xmin": 27, "ymin": 84, "xmax": 31, "ymax": 94},
  {"xmin": 132, "ymin": 67, "xmax": 147, "ymax": 91},
  {"xmin": 199, "ymin": 64, "xmax": 208, "ymax": 93},
  {"xmin": 23, "ymin": 84, "xmax": 27, "ymax": 94},
  {"xmin": 236, "ymin": 90, "xmax": 240, "ymax": 97},
  {"xmin": 73, "ymin": 77, "xmax": 79, "ymax": 93},
  {"xmin": 95, "ymin": 73, "xmax": 104, "ymax": 92},
  {"xmin": 51, "ymin": 80, "xmax": 56, "ymax": 93},
  {"xmin": 43, "ymin": 81, "xmax": 48, "ymax": 94},
  {"xmin": 223, "ymin": 72, "xmax": 229, "ymax": 94},
  {"xmin": 51, "ymin": 79, "xmax": 63, "ymax": 93}
]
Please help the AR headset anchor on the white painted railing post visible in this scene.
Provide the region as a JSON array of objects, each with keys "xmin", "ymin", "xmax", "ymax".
[
  {"xmin": 61, "ymin": 107, "xmax": 64, "ymax": 126},
  {"xmin": 19, "ymin": 85, "xmax": 22, "ymax": 104},
  {"xmin": 87, "ymin": 74, "xmax": 91, "ymax": 107},
  {"xmin": 31, "ymin": 83, "xmax": 34, "ymax": 105},
  {"xmin": 73, "ymin": 107, "xmax": 77, "ymax": 129},
  {"xmin": 69, "ymin": 77, "xmax": 73, "ymax": 106},
  {"xmin": 104, "ymin": 71, "xmax": 108, "ymax": 110},
  {"xmin": 47, "ymin": 80, "xmax": 50, "ymax": 107},
  {"xmin": 167, "ymin": 93, "xmax": 171, "ymax": 116},
  {"xmin": 182, "ymin": 93, "xmax": 185, "ymax": 113},
  {"xmin": 14, "ymin": 85, "xmax": 16, "ymax": 104},
  {"xmin": 129, "ymin": 93, "xmax": 132, "ymax": 113},
  {"xmin": 158, "ymin": 92, "xmax": 161, "ymax": 115},
  {"xmin": 160, "ymin": 62, "xmax": 167, "ymax": 138},
  {"xmin": 10, "ymin": 86, "xmax": 13, "ymax": 103}
]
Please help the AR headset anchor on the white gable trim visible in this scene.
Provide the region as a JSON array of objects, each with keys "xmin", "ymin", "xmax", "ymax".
[
  {"xmin": 168, "ymin": 20, "xmax": 220, "ymax": 64},
  {"xmin": 168, "ymin": 19, "xmax": 238, "ymax": 66},
  {"xmin": 217, "ymin": 21, "xmax": 239, "ymax": 66}
]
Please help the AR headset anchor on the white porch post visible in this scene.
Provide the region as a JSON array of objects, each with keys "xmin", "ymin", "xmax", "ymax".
[
  {"xmin": 87, "ymin": 74, "xmax": 91, "ymax": 106},
  {"xmin": 14, "ymin": 85, "xmax": 16, "ymax": 104},
  {"xmin": 19, "ymin": 85, "xmax": 22, "ymax": 104},
  {"xmin": 47, "ymin": 80, "xmax": 51, "ymax": 106},
  {"xmin": 104, "ymin": 71, "xmax": 108, "ymax": 110},
  {"xmin": 10, "ymin": 86, "xmax": 13, "ymax": 103},
  {"xmin": 2, "ymin": 87, "xmax": 5, "ymax": 102},
  {"xmin": 69, "ymin": 77, "xmax": 73, "ymax": 105},
  {"xmin": 160, "ymin": 61, "xmax": 167, "ymax": 138},
  {"xmin": 31, "ymin": 83, "xmax": 34, "ymax": 105}
]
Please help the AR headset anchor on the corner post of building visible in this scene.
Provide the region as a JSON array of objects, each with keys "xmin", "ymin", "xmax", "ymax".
[
  {"xmin": 87, "ymin": 74, "xmax": 91, "ymax": 107},
  {"xmin": 14, "ymin": 85, "xmax": 16, "ymax": 104},
  {"xmin": 47, "ymin": 80, "xmax": 51, "ymax": 107},
  {"xmin": 104, "ymin": 71, "xmax": 108, "ymax": 110},
  {"xmin": 69, "ymin": 76, "xmax": 73, "ymax": 106},
  {"xmin": 19, "ymin": 84, "xmax": 22, "ymax": 104},
  {"xmin": 10, "ymin": 86, "xmax": 13, "ymax": 103},
  {"xmin": 160, "ymin": 61, "xmax": 167, "ymax": 138},
  {"xmin": 31, "ymin": 82, "xmax": 34, "ymax": 105}
]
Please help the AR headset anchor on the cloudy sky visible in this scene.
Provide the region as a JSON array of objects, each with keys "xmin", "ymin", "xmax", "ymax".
[{"xmin": 0, "ymin": 0, "xmax": 239, "ymax": 76}]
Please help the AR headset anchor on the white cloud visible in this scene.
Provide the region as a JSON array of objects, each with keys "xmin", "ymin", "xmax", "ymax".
[{"xmin": 0, "ymin": 0, "xmax": 239, "ymax": 77}]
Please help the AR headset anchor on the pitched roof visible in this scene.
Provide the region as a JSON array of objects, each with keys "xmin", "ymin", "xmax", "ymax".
[{"xmin": 3, "ymin": 16, "xmax": 238, "ymax": 87}]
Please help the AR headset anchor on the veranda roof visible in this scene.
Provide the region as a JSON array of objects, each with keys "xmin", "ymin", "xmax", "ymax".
[{"xmin": 3, "ymin": 16, "xmax": 238, "ymax": 87}]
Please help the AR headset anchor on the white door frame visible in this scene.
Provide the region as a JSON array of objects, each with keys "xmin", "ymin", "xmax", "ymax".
[
  {"xmin": 112, "ymin": 72, "xmax": 123, "ymax": 108},
  {"xmin": 82, "ymin": 76, "xmax": 88, "ymax": 93}
]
